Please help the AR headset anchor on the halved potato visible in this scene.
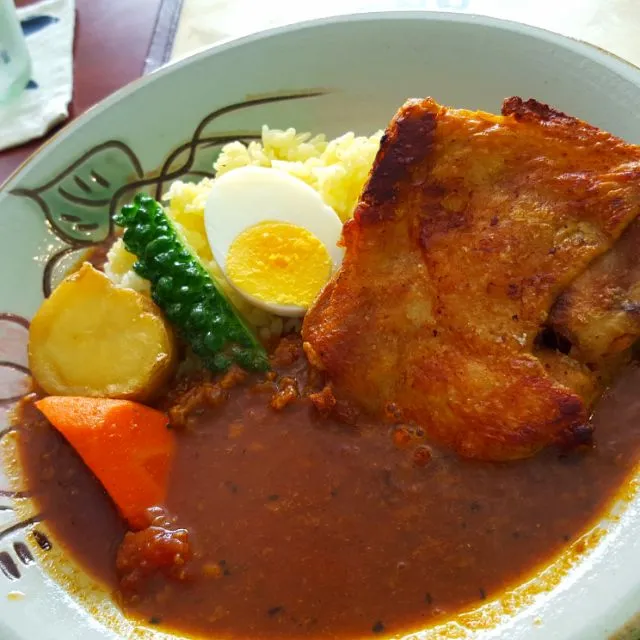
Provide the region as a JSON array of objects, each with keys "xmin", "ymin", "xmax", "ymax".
[{"xmin": 29, "ymin": 263, "xmax": 177, "ymax": 400}]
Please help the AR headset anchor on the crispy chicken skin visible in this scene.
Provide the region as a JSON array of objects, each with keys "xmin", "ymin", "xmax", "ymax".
[
  {"xmin": 548, "ymin": 217, "xmax": 640, "ymax": 377},
  {"xmin": 302, "ymin": 97, "xmax": 640, "ymax": 461}
]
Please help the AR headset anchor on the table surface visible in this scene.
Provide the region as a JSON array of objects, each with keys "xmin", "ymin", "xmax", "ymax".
[
  {"xmin": 172, "ymin": 0, "xmax": 640, "ymax": 68},
  {"xmin": 2, "ymin": 0, "xmax": 640, "ymax": 184},
  {"xmin": 0, "ymin": 0, "xmax": 163, "ymax": 183}
]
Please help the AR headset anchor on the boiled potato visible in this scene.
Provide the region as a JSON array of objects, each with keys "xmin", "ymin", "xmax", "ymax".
[{"xmin": 29, "ymin": 263, "xmax": 176, "ymax": 400}]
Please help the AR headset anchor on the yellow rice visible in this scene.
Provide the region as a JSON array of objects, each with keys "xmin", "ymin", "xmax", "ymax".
[{"xmin": 105, "ymin": 126, "xmax": 382, "ymax": 339}]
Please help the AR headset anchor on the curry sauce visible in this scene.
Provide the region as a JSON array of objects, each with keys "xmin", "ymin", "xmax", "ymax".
[{"xmin": 16, "ymin": 338, "xmax": 640, "ymax": 639}]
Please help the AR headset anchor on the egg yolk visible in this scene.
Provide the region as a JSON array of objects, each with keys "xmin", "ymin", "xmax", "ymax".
[{"xmin": 225, "ymin": 221, "xmax": 332, "ymax": 308}]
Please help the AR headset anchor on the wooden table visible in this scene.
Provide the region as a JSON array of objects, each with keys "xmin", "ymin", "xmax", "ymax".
[{"xmin": 0, "ymin": 0, "xmax": 164, "ymax": 183}]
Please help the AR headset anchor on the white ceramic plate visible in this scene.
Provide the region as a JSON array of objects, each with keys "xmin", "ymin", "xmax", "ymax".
[{"xmin": 0, "ymin": 11, "xmax": 639, "ymax": 640}]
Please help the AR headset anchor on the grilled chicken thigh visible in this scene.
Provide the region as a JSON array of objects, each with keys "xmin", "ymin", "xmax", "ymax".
[{"xmin": 303, "ymin": 97, "xmax": 640, "ymax": 461}]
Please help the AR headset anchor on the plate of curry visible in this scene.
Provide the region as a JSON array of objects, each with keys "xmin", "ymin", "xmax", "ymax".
[{"xmin": 1, "ymin": 11, "xmax": 640, "ymax": 640}]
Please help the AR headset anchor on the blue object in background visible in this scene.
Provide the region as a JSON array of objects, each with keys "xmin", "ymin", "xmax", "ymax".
[
  {"xmin": 20, "ymin": 15, "xmax": 59, "ymax": 37},
  {"xmin": 8, "ymin": 14, "xmax": 60, "ymax": 94}
]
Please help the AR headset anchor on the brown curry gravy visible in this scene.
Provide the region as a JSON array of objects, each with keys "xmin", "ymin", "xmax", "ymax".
[{"xmin": 16, "ymin": 339, "xmax": 640, "ymax": 639}]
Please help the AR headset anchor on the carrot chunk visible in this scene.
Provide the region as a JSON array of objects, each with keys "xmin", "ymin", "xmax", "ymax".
[{"xmin": 35, "ymin": 397, "xmax": 175, "ymax": 529}]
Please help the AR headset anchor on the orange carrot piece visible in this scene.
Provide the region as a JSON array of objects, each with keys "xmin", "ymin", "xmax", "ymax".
[{"xmin": 35, "ymin": 396, "xmax": 176, "ymax": 530}]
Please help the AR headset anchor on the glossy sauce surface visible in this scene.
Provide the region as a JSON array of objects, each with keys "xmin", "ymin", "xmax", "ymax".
[{"xmin": 17, "ymin": 349, "xmax": 640, "ymax": 639}]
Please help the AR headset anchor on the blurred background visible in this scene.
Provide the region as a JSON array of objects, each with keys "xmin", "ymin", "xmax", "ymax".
[{"xmin": 1, "ymin": 0, "xmax": 638, "ymax": 182}]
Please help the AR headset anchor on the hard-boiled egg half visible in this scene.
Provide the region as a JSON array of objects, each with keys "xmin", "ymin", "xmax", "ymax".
[{"xmin": 204, "ymin": 166, "xmax": 344, "ymax": 317}]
